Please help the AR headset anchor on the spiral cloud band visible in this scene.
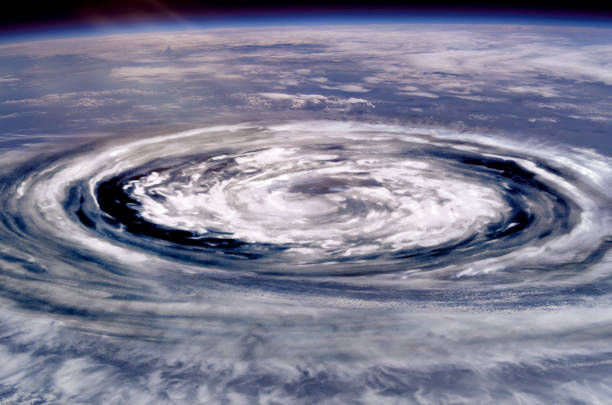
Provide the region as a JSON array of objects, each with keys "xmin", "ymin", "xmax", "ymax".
[{"xmin": 0, "ymin": 121, "xmax": 611, "ymax": 403}]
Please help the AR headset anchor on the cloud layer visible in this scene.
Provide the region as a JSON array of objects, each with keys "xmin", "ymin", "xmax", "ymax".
[
  {"xmin": 0, "ymin": 121, "xmax": 610, "ymax": 403},
  {"xmin": 0, "ymin": 23, "xmax": 611, "ymax": 403}
]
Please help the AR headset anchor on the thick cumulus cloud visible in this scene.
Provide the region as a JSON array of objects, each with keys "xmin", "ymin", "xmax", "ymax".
[{"xmin": 0, "ymin": 121, "xmax": 611, "ymax": 403}]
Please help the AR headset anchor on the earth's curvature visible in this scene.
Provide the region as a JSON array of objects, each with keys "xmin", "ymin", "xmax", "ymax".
[{"xmin": 0, "ymin": 21, "xmax": 611, "ymax": 404}]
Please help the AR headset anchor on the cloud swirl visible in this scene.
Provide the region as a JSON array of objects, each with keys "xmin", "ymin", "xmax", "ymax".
[{"xmin": 0, "ymin": 121, "xmax": 611, "ymax": 403}]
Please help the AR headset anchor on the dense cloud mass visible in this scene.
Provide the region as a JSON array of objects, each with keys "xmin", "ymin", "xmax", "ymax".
[{"xmin": 0, "ymin": 24, "xmax": 611, "ymax": 404}]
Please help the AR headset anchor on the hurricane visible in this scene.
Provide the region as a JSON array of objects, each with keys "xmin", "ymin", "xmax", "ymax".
[{"xmin": 0, "ymin": 120, "xmax": 611, "ymax": 403}]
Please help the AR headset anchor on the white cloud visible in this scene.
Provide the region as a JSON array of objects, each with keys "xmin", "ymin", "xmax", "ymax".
[
  {"xmin": 506, "ymin": 85, "xmax": 561, "ymax": 98},
  {"xmin": 397, "ymin": 91, "xmax": 440, "ymax": 99},
  {"xmin": 0, "ymin": 76, "xmax": 19, "ymax": 83},
  {"xmin": 0, "ymin": 113, "xmax": 20, "ymax": 119},
  {"xmin": 528, "ymin": 117, "xmax": 558, "ymax": 123},
  {"xmin": 319, "ymin": 84, "xmax": 370, "ymax": 93},
  {"xmin": 3, "ymin": 89, "xmax": 156, "ymax": 107},
  {"xmin": 73, "ymin": 98, "xmax": 126, "ymax": 108},
  {"xmin": 453, "ymin": 95, "xmax": 505, "ymax": 102},
  {"xmin": 109, "ymin": 65, "xmax": 219, "ymax": 82},
  {"xmin": 236, "ymin": 92, "xmax": 374, "ymax": 112},
  {"xmin": 311, "ymin": 77, "xmax": 328, "ymax": 83}
]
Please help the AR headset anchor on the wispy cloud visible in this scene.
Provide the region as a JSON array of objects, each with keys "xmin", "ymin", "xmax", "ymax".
[
  {"xmin": 319, "ymin": 84, "xmax": 370, "ymax": 93},
  {"xmin": 0, "ymin": 76, "xmax": 19, "ymax": 83},
  {"xmin": 4, "ymin": 89, "xmax": 156, "ymax": 107},
  {"xmin": 236, "ymin": 92, "xmax": 375, "ymax": 112}
]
